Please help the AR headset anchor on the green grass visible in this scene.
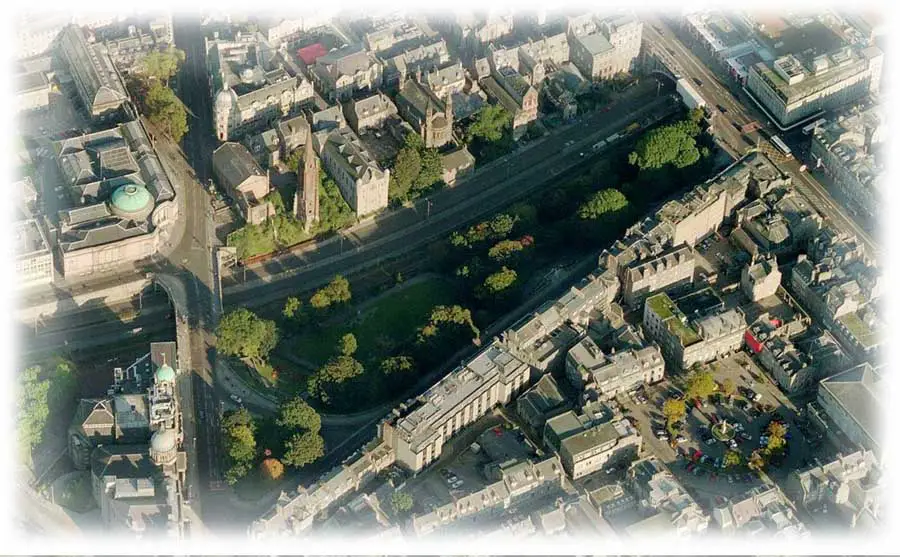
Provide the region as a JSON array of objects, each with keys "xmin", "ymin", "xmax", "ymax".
[
  {"xmin": 837, "ymin": 311, "xmax": 878, "ymax": 349},
  {"xmin": 668, "ymin": 317, "xmax": 701, "ymax": 346},
  {"xmin": 290, "ymin": 277, "xmax": 459, "ymax": 368},
  {"xmin": 646, "ymin": 293, "xmax": 676, "ymax": 319}
]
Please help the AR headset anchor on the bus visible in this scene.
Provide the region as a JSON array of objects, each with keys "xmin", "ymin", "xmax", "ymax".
[
  {"xmin": 770, "ymin": 135, "xmax": 793, "ymax": 158},
  {"xmin": 801, "ymin": 118, "xmax": 827, "ymax": 135}
]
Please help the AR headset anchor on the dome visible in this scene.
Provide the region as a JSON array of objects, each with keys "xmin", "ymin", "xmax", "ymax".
[
  {"xmin": 151, "ymin": 428, "xmax": 177, "ymax": 454},
  {"xmin": 109, "ymin": 183, "xmax": 153, "ymax": 220},
  {"xmin": 155, "ymin": 363, "xmax": 176, "ymax": 383}
]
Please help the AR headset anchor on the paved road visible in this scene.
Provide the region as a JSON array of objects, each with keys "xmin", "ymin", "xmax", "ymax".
[{"xmin": 648, "ymin": 17, "xmax": 878, "ymax": 257}]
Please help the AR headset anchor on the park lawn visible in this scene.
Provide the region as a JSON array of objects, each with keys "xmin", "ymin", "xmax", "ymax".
[{"xmin": 291, "ymin": 277, "xmax": 459, "ymax": 368}]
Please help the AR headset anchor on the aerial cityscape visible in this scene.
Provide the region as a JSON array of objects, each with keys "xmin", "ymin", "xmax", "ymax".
[{"xmin": 12, "ymin": 4, "xmax": 885, "ymax": 548}]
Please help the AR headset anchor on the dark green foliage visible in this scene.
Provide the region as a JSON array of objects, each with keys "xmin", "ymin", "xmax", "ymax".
[
  {"xmin": 282, "ymin": 431, "xmax": 325, "ymax": 468},
  {"xmin": 307, "ymin": 355, "xmax": 365, "ymax": 404},
  {"xmin": 380, "ymin": 355, "xmax": 416, "ymax": 376},
  {"xmin": 339, "ymin": 333, "xmax": 358, "ymax": 357},
  {"xmin": 216, "ymin": 309, "xmax": 279, "ymax": 367},
  {"xmin": 482, "ymin": 266, "xmax": 518, "ymax": 295},
  {"xmin": 144, "ymin": 81, "xmax": 188, "ymax": 143},
  {"xmin": 628, "ymin": 120, "xmax": 702, "ymax": 171},
  {"xmin": 140, "ymin": 47, "xmax": 186, "ymax": 84},
  {"xmin": 275, "ymin": 397, "xmax": 322, "ymax": 434},
  {"xmin": 222, "ymin": 408, "xmax": 257, "ymax": 485},
  {"xmin": 309, "ymin": 275, "xmax": 352, "ymax": 310},
  {"xmin": 466, "ymin": 104, "xmax": 511, "ymax": 143},
  {"xmin": 17, "ymin": 362, "xmax": 74, "ymax": 462},
  {"xmin": 577, "ymin": 189, "xmax": 629, "ymax": 220}
]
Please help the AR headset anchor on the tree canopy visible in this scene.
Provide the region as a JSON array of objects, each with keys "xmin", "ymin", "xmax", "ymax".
[
  {"xmin": 466, "ymin": 104, "xmax": 511, "ymax": 143},
  {"xmin": 282, "ymin": 431, "xmax": 325, "ymax": 468},
  {"xmin": 308, "ymin": 355, "xmax": 365, "ymax": 404},
  {"xmin": 417, "ymin": 305, "xmax": 480, "ymax": 343},
  {"xmin": 18, "ymin": 360, "xmax": 77, "ymax": 463},
  {"xmin": 140, "ymin": 47, "xmax": 186, "ymax": 83},
  {"xmin": 216, "ymin": 308, "xmax": 279, "ymax": 367},
  {"xmin": 144, "ymin": 81, "xmax": 188, "ymax": 143},
  {"xmin": 380, "ymin": 355, "xmax": 416, "ymax": 375},
  {"xmin": 487, "ymin": 238, "xmax": 531, "ymax": 264},
  {"xmin": 260, "ymin": 457, "xmax": 285, "ymax": 481},
  {"xmin": 721, "ymin": 378, "xmax": 736, "ymax": 398},
  {"xmin": 685, "ymin": 369, "xmax": 717, "ymax": 401},
  {"xmin": 391, "ymin": 491, "xmax": 414, "ymax": 514},
  {"xmin": 339, "ymin": 333, "xmax": 358, "ymax": 357},
  {"xmin": 662, "ymin": 398, "xmax": 686, "ymax": 426},
  {"xmin": 577, "ymin": 189, "xmax": 629, "ymax": 220},
  {"xmin": 283, "ymin": 296, "xmax": 302, "ymax": 319},
  {"xmin": 276, "ymin": 397, "xmax": 322, "ymax": 434},
  {"xmin": 389, "ymin": 133, "xmax": 444, "ymax": 202},
  {"xmin": 724, "ymin": 450, "xmax": 742, "ymax": 468},
  {"xmin": 482, "ymin": 266, "xmax": 518, "ymax": 295},
  {"xmin": 628, "ymin": 120, "xmax": 702, "ymax": 171},
  {"xmin": 310, "ymin": 275, "xmax": 352, "ymax": 310},
  {"xmin": 222, "ymin": 408, "xmax": 257, "ymax": 484}
]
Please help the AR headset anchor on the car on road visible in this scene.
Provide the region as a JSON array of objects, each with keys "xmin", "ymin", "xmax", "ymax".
[
  {"xmin": 728, "ymin": 475, "xmax": 735, "ymax": 484},
  {"xmin": 705, "ymin": 437, "xmax": 717, "ymax": 446},
  {"xmin": 230, "ymin": 394, "xmax": 242, "ymax": 404},
  {"xmin": 700, "ymin": 455, "xmax": 710, "ymax": 465},
  {"xmin": 693, "ymin": 77, "xmax": 703, "ymax": 87},
  {"xmin": 676, "ymin": 435, "xmax": 687, "ymax": 444},
  {"xmin": 714, "ymin": 457, "xmax": 722, "ymax": 469},
  {"xmin": 716, "ymin": 104, "xmax": 727, "ymax": 113},
  {"xmin": 740, "ymin": 432, "xmax": 752, "ymax": 441}
]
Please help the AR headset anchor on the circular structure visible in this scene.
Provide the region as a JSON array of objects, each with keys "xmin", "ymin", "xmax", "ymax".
[
  {"xmin": 711, "ymin": 421, "xmax": 736, "ymax": 442},
  {"xmin": 150, "ymin": 428, "xmax": 177, "ymax": 454},
  {"xmin": 155, "ymin": 363, "xmax": 176, "ymax": 383},
  {"xmin": 109, "ymin": 183, "xmax": 153, "ymax": 221}
]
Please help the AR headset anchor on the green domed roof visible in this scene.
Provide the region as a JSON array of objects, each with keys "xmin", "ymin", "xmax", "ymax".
[
  {"xmin": 110, "ymin": 183, "xmax": 152, "ymax": 215},
  {"xmin": 155, "ymin": 363, "xmax": 176, "ymax": 383}
]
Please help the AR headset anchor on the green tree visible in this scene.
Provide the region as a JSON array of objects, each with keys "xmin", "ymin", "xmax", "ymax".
[
  {"xmin": 391, "ymin": 491, "xmax": 414, "ymax": 514},
  {"xmin": 216, "ymin": 308, "xmax": 279, "ymax": 367},
  {"xmin": 721, "ymin": 378, "xmax": 736, "ymax": 398},
  {"xmin": 283, "ymin": 296, "xmax": 302, "ymax": 319},
  {"xmin": 390, "ymin": 145, "xmax": 422, "ymax": 201},
  {"xmin": 489, "ymin": 213, "xmax": 516, "ymax": 238},
  {"xmin": 748, "ymin": 449, "xmax": 766, "ymax": 472},
  {"xmin": 487, "ymin": 239, "xmax": 525, "ymax": 263},
  {"xmin": 222, "ymin": 408, "xmax": 257, "ymax": 484},
  {"xmin": 628, "ymin": 123, "xmax": 701, "ymax": 171},
  {"xmin": 282, "ymin": 431, "xmax": 325, "ymax": 468},
  {"xmin": 685, "ymin": 369, "xmax": 717, "ymax": 402},
  {"xmin": 308, "ymin": 355, "xmax": 365, "ymax": 404},
  {"xmin": 466, "ymin": 104, "xmax": 511, "ymax": 143},
  {"xmin": 413, "ymin": 148, "xmax": 443, "ymax": 192},
  {"xmin": 724, "ymin": 450, "xmax": 742, "ymax": 468},
  {"xmin": 265, "ymin": 189, "xmax": 285, "ymax": 214},
  {"xmin": 227, "ymin": 221, "xmax": 276, "ymax": 260},
  {"xmin": 310, "ymin": 275, "xmax": 352, "ymax": 310},
  {"xmin": 144, "ymin": 81, "xmax": 188, "ymax": 143},
  {"xmin": 483, "ymin": 266, "xmax": 518, "ymax": 295},
  {"xmin": 18, "ymin": 366, "xmax": 50, "ymax": 462},
  {"xmin": 276, "ymin": 397, "xmax": 322, "ymax": 434},
  {"xmin": 141, "ymin": 47, "xmax": 186, "ymax": 84},
  {"xmin": 577, "ymin": 189, "xmax": 629, "ymax": 220},
  {"xmin": 339, "ymin": 333, "xmax": 358, "ymax": 357},
  {"xmin": 316, "ymin": 173, "xmax": 356, "ymax": 233},
  {"xmin": 662, "ymin": 398, "xmax": 686, "ymax": 426},
  {"xmin": 380, "ymin": 355, "xmax": 416, "ymax": 375}
]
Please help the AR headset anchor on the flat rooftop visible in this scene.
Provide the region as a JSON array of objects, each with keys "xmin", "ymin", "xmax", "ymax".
[{"xmin": 14, "ymin": 219, "xmax": 50, "ymax": 256}]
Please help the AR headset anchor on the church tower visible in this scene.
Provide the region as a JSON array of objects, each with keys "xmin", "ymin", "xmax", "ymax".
[{"xmin": 294, "ymin": 137, "xmax": 320, "ymax": 232}]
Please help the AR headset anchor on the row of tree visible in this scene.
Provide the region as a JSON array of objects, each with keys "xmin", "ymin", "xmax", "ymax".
[
  {"xmin": 18, "ymin": 360, "xmax": 77, "ymax": 464},
  {"xmin": 127, "ymin": 47, "xmax": 189, "ymax": 143}
]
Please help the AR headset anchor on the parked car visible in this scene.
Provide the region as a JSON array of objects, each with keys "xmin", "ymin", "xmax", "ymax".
[
  {"xmin": 728, "ymin": 475, "xmax": 735, "ymax": 484},
  {"xmin": 714, "ymin": 457, "xmax": 722, "ymax": 469},
  {"xmin": 676, "ymin": 435, "xmax": 688, "ymax": 444},
  {"xmin": 229, "ymin": 394, "xmax": 242, "ymax": 404},
  {"xmin": 705, "ymin": 438, "xmax": 717, "ymax": 446},
  {"xmin": 740, "ymin": 432, "xmax": 752, "ymax": 441}
]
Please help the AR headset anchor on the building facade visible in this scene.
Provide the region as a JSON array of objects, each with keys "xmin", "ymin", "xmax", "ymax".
[
  {"xmin": 565, "ymin": 336, "xmax": 665, "ymax": 399},
  {"xmin": 379, "ymin": 342, "xmax": 531, "ymax": 472},
  {"xmin": 212, "ymin": 142, "xmax": 273, "ymax": 225},
  {"xmin": 745, "ymin": 45, "xmax": 883, "ymax": 128},
  {"xmin": 311, "ymin": 44, "xmax": 383, "ymax": 102},
  {"xmin": 295, "ymin": 137, "xmax": 320, "ymax": 231},
  {"xmin": 559, "ymin": 419, "xmax": 642, "ymax": 479},
  {"xmin": 568, "ymin": 14, "xmax": 642, "ymax": 81},
  {"xmin": 621, "ymin": 245, "xmax": 695, "ymax": 307},
  {"xmin": 15, "ymin": 219, "xmax": 54, "ymax": 288},
  {"xmin": 396, "ymin": 78, "xmax": 454, "ymax": 148},
  {"xmin": 319, "ymin": 127, "xmax": 390, "ymax": 217},
  {"xmin": 741, "ymin": 255, "xmax": 782, "ymax": 301},
  {"xmin": 345, "ymin": 92, "xmax": 399, "ymax": 133}
]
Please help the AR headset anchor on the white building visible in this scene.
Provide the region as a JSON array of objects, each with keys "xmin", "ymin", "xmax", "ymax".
[
  {"xmin": 746, "ymin": 45, "xmax": 883, "ymax": 128},
  {"xmin": 712, "ymin": 486, "xmax": 810, "ymax": 538},
  {"xmin": 379, "ymin": 342, "xmax": 531, "ymax": 472},
  {"xmin": 565, "ymin": 337, "xmax": 664, "ymax": 400},
  {"xmin": 15, "ymin": 219, "xmax": 54, "ymax": 288},
  {"xmin": 567, "ymin": 13, "xmax": 642, "ymax": 81}
]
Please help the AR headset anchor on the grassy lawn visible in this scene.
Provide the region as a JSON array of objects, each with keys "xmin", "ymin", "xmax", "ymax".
[{"xmin": 291, "ymin": 277, "xmax": 459, "ymax": 368}]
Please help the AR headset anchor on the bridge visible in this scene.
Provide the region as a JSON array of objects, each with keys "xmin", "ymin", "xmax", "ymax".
[{"xmin": 640, "ymin": 38, "xmax": 684, "ymax": 82}]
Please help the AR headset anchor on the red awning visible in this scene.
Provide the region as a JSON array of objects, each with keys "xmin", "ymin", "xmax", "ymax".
[{"xmin": 744, "ymin": 330, "xmax": 763, "ymax": 354}]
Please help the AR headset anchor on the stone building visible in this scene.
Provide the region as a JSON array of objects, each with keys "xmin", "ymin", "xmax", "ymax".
[
  {"xmin": 558, "ymin": 419, "xmax": 642, "ymax": 479},
  {"xmin": 810, "ymin": 107, "xmax": 882, "ymax": 219},
  {"xmin": 319, "ymin": 127, "xmax": 390, "ymax": 217},
  {"xmin": 208, "ymin": 34, "xmax": 314, "ymax": 141},
  {"xmin": 395, "ymin": 77, "xmax": 454, "ymax": 148},
  {"xmin": 621, "ymin": 245, "xmax": 695, "ymax": 308},
  {"xmin": 344, "ymin": 92, "xmax": 398, "ymax": 133},
  {"xmin": 567, "ymin": 14, "xmax": 642, "ymax": 81},
  {"xmin": 565, "ymin": 336, "xmax": 664, "ymax": 400},
  {"xmin": 212, "ymin": 142, "xmax": 273, "ymax": 225},
  {"xmin": 745, "ymin": 45, "xmax": 883, "ymax": 128},
  {"xmin": 52, "ymin": 121, "xmax": 177, "ymax": 277},
  {"xmin": 741, "ymin": 254, "xmax": 782, "ymax": 302},
  {"xmin": 294, "ymin": 137, "xmax": 320, "ymax": 231},
  {"xmin": 379, "ymin": 342, "xmax": 531, "ymax": 472},
  {"xmin": 311, "ymin": 44, "xmax": 383, "ymax": 102},
  {"xmin": 808, "ymin": 363, "xmax": 882, "ymax": 459},
  {"xmin": 481, "ymin": 66, "xmax": 538, "ymax": 140},
  {"xmin": 15, "ymin": 219, "xmax": 54, "ymax": 288},
  {"xmin": 59, "ymin": 25, "xmax": 129, "ymax": 122},
  {"xmin": 643, "ymin": 290, "xmax": 746, "ymax": 370}
]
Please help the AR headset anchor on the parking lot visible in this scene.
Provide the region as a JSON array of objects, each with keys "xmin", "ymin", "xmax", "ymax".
[{"xmin": 615, "ymin": 350, "xmax": 833, "ymax": 509}]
